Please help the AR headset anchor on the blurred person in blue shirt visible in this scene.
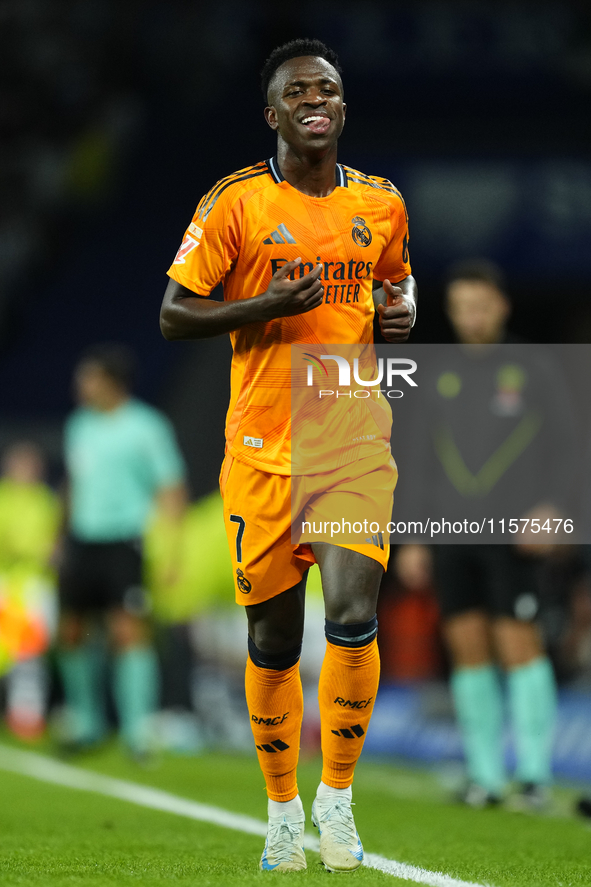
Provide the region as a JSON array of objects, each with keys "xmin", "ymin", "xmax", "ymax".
[{"xmin": 57, "ymin": 343, "xmax": 187, "ymax": 757}]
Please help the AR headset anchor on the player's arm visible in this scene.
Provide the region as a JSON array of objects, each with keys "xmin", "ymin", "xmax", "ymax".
[
  {"xmin": 151, "ymin": 481, "xmax": 188, "ymax": 588},
  {"xmin": 160, "ymin": 259, "xmax": 324, "ymax": 341},
  {"xmin": 373, "ymin": 274, "xmax": 418, "ymax": 343},
  {"xmin": 156, "ymin": 481, "xmax": 187, "ymax": 522}
]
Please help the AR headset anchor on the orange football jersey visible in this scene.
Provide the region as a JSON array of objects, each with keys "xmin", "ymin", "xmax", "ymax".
[{"xmin": 167, "ymin": 157, "xmax": 411, "ymax": 474}]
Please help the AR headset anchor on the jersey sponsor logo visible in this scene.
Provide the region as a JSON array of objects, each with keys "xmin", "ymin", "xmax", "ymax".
[
  {"xmin": 263, "ymin": 223, "xmax": 296, "ymax": 245},
  {"xmin": 331, "ymin": 723, "xmax": 365, "ymax": 739},
  {"xmin": 188, "ymin": 222, "xmax": 203, "ymax": 239},
  {"xmin": 173, "ymin": 234, "xmax": 199, "ymax": 264},
  {"xmin": 271, "ymin": 257, "xmax": 372, "ymax": 281},
  {"xmin": 334, "ymin": 697, "xmax": 373, "ymax": 709},
  {"xmin": 243, "ymin": 436, "xmax": 263, "ymax": 448},
  {"xmin": 270, "ymin": 257, "xmax": 372, "ymax": 306},
  {"xmin": 256, "ymin": 739, "xmax": 290, "ymax": 753},
  {"xmin": 252, "ymin": 712, "xmax": 289, "ymax": 726},
  {"xmin": 236, "ymin": 568, "xmax": 252, "ymax": 593},
  {"xmin": 351, "ymin": 216, "xmax": 372, "ymax": 247}
]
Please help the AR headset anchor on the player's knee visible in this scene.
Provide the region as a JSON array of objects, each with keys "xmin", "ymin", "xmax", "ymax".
[
  {"xmin": 245, "ymin": 582, "xmax": 305, "ymax": 653},
  {"xmin": 110, "ymin": 611, "xmax": 149, "ymax": 650},
  {"xmin": 247, "ymin": 635, "xmax": 302, "ymax": 670},
  {"xmin": 443, "ymin": 610, "xmax": 492, "ymax": 666},
  {"xmin": 324, "ymin": 594, "xmax": 377, "ymax": 625},
  {"xmin": 495, "ymin": 620, "xmax": 544, "ymax": 669},
  {"xmin": 325, "ymin": 615, "xmax": 378, "ymax": 647},
  {"xmin": 498, "ymin": 638, "xmax": 544, "ymax": 669},
  {"xmin": 247, "ymin": 620, "xmax": 304, "ymax": 656},
  {"xmin": 59, "ymin": 614, "xmax": 85, "ymax": 648}
]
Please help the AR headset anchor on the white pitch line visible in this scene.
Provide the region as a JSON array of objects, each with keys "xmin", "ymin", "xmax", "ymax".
[
  {"xmin": 0, "ymin": 743, "xmax": 489, "ymax": 887},
  {"xmin": 363, "ymin": 853, "xmax": 489, "ymax": 887}
]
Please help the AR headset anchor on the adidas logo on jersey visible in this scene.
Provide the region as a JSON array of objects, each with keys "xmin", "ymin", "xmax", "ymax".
[{"xmin": 263, "ymin": 223, "xmax": 296, "ymax": 245}]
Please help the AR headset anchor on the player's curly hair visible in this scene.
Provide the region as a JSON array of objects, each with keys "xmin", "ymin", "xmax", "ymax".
[{"xmin": 261, "ymin": 38, "xmax": 342, "ymax": 102}]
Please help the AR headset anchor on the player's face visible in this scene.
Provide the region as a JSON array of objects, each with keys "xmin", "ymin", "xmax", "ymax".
[
  {"xmin": 265, "ymin": 56, "xmax": 346, "ymax": 153},
  {"xmin": 446, "ymin": 281, "xmax": 510, "ymax": 345},
  {"xmin": 74, "ymin": 361, "xmax": 122, "ymax": 410},
  {"xmin": 1, "ymin": 444, "xmax": 44, "ymax": 484}
]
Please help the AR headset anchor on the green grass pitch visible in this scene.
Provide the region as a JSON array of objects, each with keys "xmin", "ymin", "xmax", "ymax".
[{"xmin": 0, "ymin": 732, "xmax": 590, "ymax": 886}]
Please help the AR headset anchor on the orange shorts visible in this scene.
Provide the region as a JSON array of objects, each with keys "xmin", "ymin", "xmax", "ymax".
[{"xmin": 220, "ymin": 452, "xmax": 397, "ymax": 605}]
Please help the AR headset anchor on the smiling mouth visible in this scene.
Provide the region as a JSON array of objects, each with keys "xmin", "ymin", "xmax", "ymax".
[{"xmin": 300, "ymin": 115, "xmax": 331, "ymax": 135}]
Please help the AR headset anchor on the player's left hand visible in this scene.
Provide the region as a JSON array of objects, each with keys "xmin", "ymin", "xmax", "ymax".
[{"xmin": 377, "ymin": 279, "xmax": 415, "ymax": 342}]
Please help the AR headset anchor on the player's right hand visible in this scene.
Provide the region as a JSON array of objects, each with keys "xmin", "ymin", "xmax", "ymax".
[{"xmin": 258, "ymin": 258, "xmax": 324, "ymax": 319}]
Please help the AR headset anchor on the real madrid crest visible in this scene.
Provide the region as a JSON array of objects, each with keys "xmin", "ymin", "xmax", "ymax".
[
  {"xmin": 236, "ymin": 568, "xmax": 252, "ymax": 594},
  {"xmin": 351, "ymin": 216, "xmax": 372, "ymax": 247}
]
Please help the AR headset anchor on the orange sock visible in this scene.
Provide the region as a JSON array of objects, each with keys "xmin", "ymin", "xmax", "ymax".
[
  {"xmin": 245, "ymin": 644, "xmax": 303, "ymax": 802},
  {"xmin": 319, "ymin": 626, "xmax": 380, "ymax": 789}
]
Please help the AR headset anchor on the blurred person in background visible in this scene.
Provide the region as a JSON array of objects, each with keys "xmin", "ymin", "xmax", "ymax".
[
  {"xmin": 57, "ymin": 343, "xmax": 187, "ymax": 759},
  {"xmin": 144, "ymin": 489, "xmax": 235, "ymax": 755},
  {"xmin": 0, "ymin": 441, "xmax": 60, "ymax": 739},
  {"xmin": 574, "ymin": 564, "xmax": 591, "ymax": 817},
  {"xmin": 378, "ymin": 545, "xmax": 444, "ymax": 683},
  {"xmin": 397, "ymin": 260, "xmax": 565, "ymax": 810},
  {"xmin": 160, "ymin": 38, "xmax": 416, "ymax": 873}
]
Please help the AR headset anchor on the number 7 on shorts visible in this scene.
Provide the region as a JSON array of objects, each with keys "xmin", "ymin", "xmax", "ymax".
[{"xmin": 229, "ymin": 514, "xmax": 246, "ymax": 562}]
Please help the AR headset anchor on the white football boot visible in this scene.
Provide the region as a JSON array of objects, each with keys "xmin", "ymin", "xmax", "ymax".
[
  {"xmin": 311, "ymin": 795, "xmax": 363, "ymax": 872},
  {"xmin": 259, "ymin": 812, "xmax": 307, "ymax": 872}
]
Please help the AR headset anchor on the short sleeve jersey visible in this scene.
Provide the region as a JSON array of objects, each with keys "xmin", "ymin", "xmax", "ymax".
[
  {"xmin": 167, "ymin": 157, "xmax": 411, "ymax": 475},
  {"xmin": 65, "ymin": 399, "xmax": 186, "ymax": 542}
]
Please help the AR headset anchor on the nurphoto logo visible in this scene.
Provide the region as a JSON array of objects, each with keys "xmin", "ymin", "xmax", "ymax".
[{"xmin": 303, "ymin": 353, "xmax": 418, "ymax": 398}]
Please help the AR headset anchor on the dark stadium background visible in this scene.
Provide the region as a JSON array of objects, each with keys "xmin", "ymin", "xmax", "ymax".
[{"xmin": 1, "ymin": 0, "xmax": 590, "ymax": 498}]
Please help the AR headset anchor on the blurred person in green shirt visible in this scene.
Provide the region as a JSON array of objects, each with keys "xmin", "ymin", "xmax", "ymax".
[
  {"xmin": 0, "ymin": 441, "xmax": 60, "ymax": 739},
  {"xmin": 58, "ymin": 343, "xmax": 187, "ymax": 757}
]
